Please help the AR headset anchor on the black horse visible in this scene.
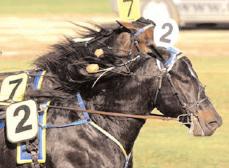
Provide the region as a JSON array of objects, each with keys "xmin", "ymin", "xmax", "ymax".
[{"xmin": 0, "ymin": 18, "xmax": 222, "ymax": 168}]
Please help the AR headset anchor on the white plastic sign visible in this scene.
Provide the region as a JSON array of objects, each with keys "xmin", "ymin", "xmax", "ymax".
[
  {"xmin": 6, "ymin": 100, "xmax": 38, "ymax": 143},
  {"xmin": 154, "ymin": 18, "xmax": 179, "ymax": 48},
  {"xmin": 0, "ymin": 73, "xmax": 28, "ymax": 102}
]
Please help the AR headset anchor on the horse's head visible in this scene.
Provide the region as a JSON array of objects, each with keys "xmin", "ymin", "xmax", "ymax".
[
  {"xmin": 112, "ymin": 17, "xmax": 156, "ymax": 56},
  {"xmin": 154, "ymin": 54, "xmax": 222, "ymax": 136}
]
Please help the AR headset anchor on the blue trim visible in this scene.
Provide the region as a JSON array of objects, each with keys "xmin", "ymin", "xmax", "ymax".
[
  {"xmin": 76, "ymin": 92, "xmax": 90, "ymax": 120},
  {"xmin": 20, "ymin": 142, "xmax": 32, "ymax": 160},
  {"xmin": 134, "ymin": 28, "xmax": 145, "ymax": 36},
  {"xmin": 33, "ymin": 70, "xmax": 43, "ymax": 90},
  {"xmin": 42, "ymin": 119, "xmax": 89, "ymax": 129},
  {"xmin": 19, "ymin": 111, "xmax": 46, "ymax": 161},
  {"xmin": 19, "ymin": 70, "xmax": 46, "ymax": 162},
  {"xmin": 41, "ymin": 92, "xmax": 91, "ymax": 129},
  {"xmin": 164, "ymin": 47, "xmax": 180, "ymax": 68},
  {"xmin": 37, "ymin": 111, "xmax": 44, "ymax": 159},
  {"xmin": 0, "ymin": 120, "xmax": 4, "ymax": 129}
]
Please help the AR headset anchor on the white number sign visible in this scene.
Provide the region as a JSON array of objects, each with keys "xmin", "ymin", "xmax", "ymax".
[
  {"xmin": 0, "ymin": 73, "xmax": 28, "ymax": 102},
  {"xmin": 6, "ymin": 100, "xmax": 38, "ymax": 143},
  {"xmin": 154, "ymin": 18, "xmax": 179, "ymax": 48}
]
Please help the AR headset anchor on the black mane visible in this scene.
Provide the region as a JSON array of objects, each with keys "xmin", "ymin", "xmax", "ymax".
[{"xmin": 35, "ymin": 22, "xmax": 142, "ymax": 92}]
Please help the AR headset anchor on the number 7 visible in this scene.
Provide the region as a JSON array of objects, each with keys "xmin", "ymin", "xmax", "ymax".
[
  {"xmin": 0, "ymin": 73, "xmax": 28, "ymax": 102},
  {"xmin": 123, "ymin": 0, "xmax": 133, "ymax": 17},
  {"xmin": 8, "ymin": 78, "xmax": 23, "ymax": 100}
]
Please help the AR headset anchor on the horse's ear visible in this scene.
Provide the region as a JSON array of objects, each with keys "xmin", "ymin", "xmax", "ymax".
[{"xmin": 116, "ymin": 20, "xmax": 137, "ymax": 31}]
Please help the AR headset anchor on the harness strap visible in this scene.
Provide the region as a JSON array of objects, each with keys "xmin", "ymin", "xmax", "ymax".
[
  {"xmin": 0, "ymin": 120, "xmax": 4, "ymax": 129},
  {"xmin": 40, "ymin": 119, "xmax": 89, "ymax": 129},
  {"xmin": 153, "ymin": 75, "xmax": 163, "ymax": 106},
  {"xmin": 40, "ymin": 92, "xmax": 90, "ymax": 129},
  {"xmin": 124, "ymin": 152, "xmax": 132, "ymax": 168},
  {"xmin": 75, "ymin": 94, "xmax": 130, "ymax": 167},
  {"xmin": 76, "ymin": 92, "xmax": 90, "ymax": 120},
  {"xmin": 27, "ymin": 70, "xmax": 47, "ymax": 168},
  {"xmin": 89, "ymin": 121, "xmax": 131, "ymax": 167},
  {"xmin": 164, "ymin": 47, "xmax": 181, "ymax": 70},
  {"xmin": 26, "ymin": 140, "xmax": 40, "ymax": 168},
  {"xmin": 134, "ymin": 24, "xmax": 154, "ymax": 36},
  {"xmin": 89, "ymin": 121, "xmax": 128, "ymax": 158},
  {"xmin": 34, "ymin": 71, "xmax": 46, "ymax": 90}
]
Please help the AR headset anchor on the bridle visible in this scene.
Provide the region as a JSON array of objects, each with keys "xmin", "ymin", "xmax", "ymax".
[
  {"xmin": 126, "ymin": 23, "xmax": 208, "ymax": 125},
  {"xmin": 153, "ymin": 56, "xmax": 209, "ymax": 126}
]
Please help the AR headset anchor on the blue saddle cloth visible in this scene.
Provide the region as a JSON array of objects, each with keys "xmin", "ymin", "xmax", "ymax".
[{"xmin": 0, "ymin": 70, "xmax": 91, "ymax": 164}]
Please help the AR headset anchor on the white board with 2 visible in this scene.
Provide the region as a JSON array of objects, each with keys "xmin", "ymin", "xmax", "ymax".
[
  {"xmin": 154, "ymin": 18, "xmax": 179, "ymax": 48},
  {"xmin": 6, "ymin": 100, "xmax": 38, "ymax": 143}
]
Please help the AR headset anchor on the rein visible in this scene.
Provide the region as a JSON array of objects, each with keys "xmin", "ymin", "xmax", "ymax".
[{"xmin": 45, "ymin": 105, "xmax": 177, "ymax": 121}]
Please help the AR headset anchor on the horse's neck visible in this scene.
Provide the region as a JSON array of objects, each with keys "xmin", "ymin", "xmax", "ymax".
[{"xmin": 83, "ymin": 82, "xmax": 154, "ymax": 153}]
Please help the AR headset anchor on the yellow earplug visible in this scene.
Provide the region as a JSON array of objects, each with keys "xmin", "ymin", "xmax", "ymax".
[
  {"xmin": 86, "ymin": 64, "xmax": 100, "ymax": 73},
  {"xmin": 94, "ymin": 49, "xmax": 104, "ymax": 57}
]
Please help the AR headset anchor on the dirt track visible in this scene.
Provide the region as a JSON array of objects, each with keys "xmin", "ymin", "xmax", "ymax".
[{"xmin": 0, "ymin": 16, "xmax": 229, "ymax": 62}]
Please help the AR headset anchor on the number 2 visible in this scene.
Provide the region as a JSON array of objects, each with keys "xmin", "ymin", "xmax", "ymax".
[
  {"xmin": 154, "ymin": 19, "xmax": 179, "ymax": 48},
  {"xmin": 160, "ymin": 23, "xmax": 173, "ymax": 43},
  {"xmin": 14, "ymin": 105, "xmax": 32, "ymax": 133},
  {"xmin": 6, "ymin": 100, "xmax": 38, "ymax": 143},
  {"xmin": 123, "ymin": 0, "xmax": 133, "ymax": 17}
]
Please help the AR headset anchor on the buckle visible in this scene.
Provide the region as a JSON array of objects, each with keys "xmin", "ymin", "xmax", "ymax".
[{"xmin": 177, "ymin": 114, "xmax": 192, "ymax": 125}]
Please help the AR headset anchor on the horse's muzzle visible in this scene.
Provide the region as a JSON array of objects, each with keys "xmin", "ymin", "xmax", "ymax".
[{"xmin": 190, "ymin": 112, "xmax": 222, "ymax": 136}]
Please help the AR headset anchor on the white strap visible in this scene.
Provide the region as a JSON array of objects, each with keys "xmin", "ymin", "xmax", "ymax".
[
  {"xmin": 89, "ymin": 121, "xmax": 128, "ymax": 159},
  {"xmin": 36, "ymin": 71, "xmax": 46, "ymax": 90}
]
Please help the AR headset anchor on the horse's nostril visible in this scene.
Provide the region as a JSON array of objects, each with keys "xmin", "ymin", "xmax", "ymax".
[{"xmin": 207, "ymin": 121, "xmax": 219, "ymax": 130}]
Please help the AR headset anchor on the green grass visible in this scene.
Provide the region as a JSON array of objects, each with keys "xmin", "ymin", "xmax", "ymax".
[
  {"xmin": 0, "ymin": 56, "xmax": 228, "ymax": 168},
  {"xmin": 0, "ymin": 0, "xmax": 112, "ymax": 15},
  {"xmin": 0, "ymin": 59, "xmax": 32, "ymax": 72},
  {"xmin": 134, "ymin": 56, "xmax": 229, "ymax": 168}
]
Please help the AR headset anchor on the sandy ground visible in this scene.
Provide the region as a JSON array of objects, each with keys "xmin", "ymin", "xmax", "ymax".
[{"xmin": 0, "ymin": 16, "xmax": 229, "ymax": 63}]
